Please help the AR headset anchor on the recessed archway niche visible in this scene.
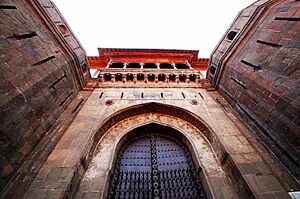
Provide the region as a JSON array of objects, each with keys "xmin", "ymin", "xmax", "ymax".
[{"xmin": 76, "ymin": 113, "xmax": 237, "ymax": 199}]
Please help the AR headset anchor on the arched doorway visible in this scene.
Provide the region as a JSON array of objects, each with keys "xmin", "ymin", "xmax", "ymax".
[
  {"xmin": 77, "ymin": 112, "xmax": 237, "ymax": 199},
  {"xmin": 108, "ymin": 124, "xmax": 207, "ymax": 199}
]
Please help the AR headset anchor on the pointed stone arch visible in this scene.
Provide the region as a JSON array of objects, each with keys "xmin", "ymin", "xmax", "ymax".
[
  {"xmin": 76, "ymin": 105, "xmax": 238, "ymax": 198},
  {"xmin": 92, "ymin": 102, "xmax": 226, "ymax": 162}
]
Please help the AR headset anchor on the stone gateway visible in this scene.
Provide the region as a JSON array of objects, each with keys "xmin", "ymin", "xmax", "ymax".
[{"xmin": 0, "ymin": 0, "xmax": 299, "ymax": 199}]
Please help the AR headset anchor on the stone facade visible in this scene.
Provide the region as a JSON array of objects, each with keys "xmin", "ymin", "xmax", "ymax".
[
  {"xmin": 0, "ymin": 0, "xmax": 299, "ymax": 199},
  {"xmin": 23, "ymin": 89, "xmax": 299, "ymax": 199}
]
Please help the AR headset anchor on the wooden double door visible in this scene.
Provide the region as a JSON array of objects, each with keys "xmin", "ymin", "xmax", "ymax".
[{"xmin": 108, "ymin": 133, "xmax": 207, "ymax": 199}]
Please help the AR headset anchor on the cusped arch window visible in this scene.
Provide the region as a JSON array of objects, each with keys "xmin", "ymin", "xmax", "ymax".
[
  {"xmin": 127, "ymin": 73, "xmax": 134, "ymax": 81},
  {"xmin": 115, "ymin": 73, "xmax": 123, "ymax": 81},
  {"xmin": 158, "ymin": 74, "xmax": 165, "ymax": 81},
  {"xmin": 148, "ymin": 74, "xmax": 155, "ymax": 81},
  {"xmin": 104, "ymin": 73, "xmax": 112, "ymax": 81},
  {"xmin": 190, "ymin": 74, "xmax": 196, "ymax": 82},
  {"xmin": 137, "ymin": 73, "xmax": 144, "ymax": 81},
  {"xmin": 179, "ymin": 74, "xmax": 186, "ymax": 82},
  {"xmin": 169, "ymin": 74, "xmax": 176, "ymax": 82}
]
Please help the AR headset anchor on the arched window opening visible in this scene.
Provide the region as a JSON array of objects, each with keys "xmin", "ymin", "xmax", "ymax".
[
  {"xmin": 137, "ymin": 73, "xmax": 144, "ymax": 81},
  {"xmin": 115, "ymin": 73, "xmax": 122, "ymax": 81},
  {"xmin": 158, "ymin": 74, "xmax": 165, "ymax": 81},
  {"xmin": 148, "ymin": 74, "xmax": 155, "ymax": 81},
  {"xmin": 179, "ymin": 74, "xmax": 186, "ymax": 82},
  {"xmin": 169, "ymin": 74, "xmax": 176, "ymax": 82},
  {"xmin": 127, "ymin": 73, "xmax": 134, "ymax": 81},
  {"xmin": 104, "ymin": 73, "xmax": 112, "ymax": 81},
  {"xmin": 190, "ymin": 74, "xmax": 196, "ymax": 82}
]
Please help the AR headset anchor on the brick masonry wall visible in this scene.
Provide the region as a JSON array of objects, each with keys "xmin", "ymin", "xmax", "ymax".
[
  {"xmin": 0, "ymin": 0, "xmax": 89, "ymax": 191},
  {"xmin": 208, "ymin": 0, "xmax": 300, "ymax": 181}
]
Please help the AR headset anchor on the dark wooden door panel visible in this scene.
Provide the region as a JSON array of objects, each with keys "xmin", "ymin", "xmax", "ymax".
[{"xmin": 109, "ymin": 135, "xmax": 207, "ymax": 199}]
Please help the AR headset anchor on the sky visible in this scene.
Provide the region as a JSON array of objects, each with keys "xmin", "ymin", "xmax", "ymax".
[{"xmin": 52, "ymin": 0, "xmax": 257, "ymax": 58}]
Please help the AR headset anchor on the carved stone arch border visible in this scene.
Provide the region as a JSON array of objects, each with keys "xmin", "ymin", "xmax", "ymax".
[
  {"xmin": 75, "ymin": 103, "xmax": 239, "ymax": 199},
  {"xmin": 95, "ymin": 114, "xmax": 219, "ymax": 175},
  {"xmin": 92, "ymin": 102, "xmax": 227, "ymax": 164},
  {"xmin": 78, "ymin": 113, "xmax": 237, "ymax": 199}
]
